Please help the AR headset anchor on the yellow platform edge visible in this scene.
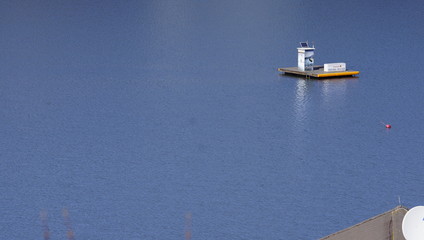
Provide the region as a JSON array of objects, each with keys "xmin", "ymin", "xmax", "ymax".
[
  {"xmin": 317, "ymin": 71, "xmax": 360, "ymax": 77},
  {"xmin": 277, "ymin": 67, "xmax": 359, "ymax": 78}
]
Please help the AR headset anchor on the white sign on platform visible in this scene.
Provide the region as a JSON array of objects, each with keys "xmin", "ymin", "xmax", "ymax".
[{"xmin": 324, "ymin": 63, "xmax": 346, "ymax": 72}]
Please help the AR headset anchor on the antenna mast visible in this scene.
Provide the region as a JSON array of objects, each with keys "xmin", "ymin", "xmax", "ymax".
[
  {"xmin": 62, "ymin": 208, "xmax": 75, "ymax": 240},
  {"xmin": 185, "ymin": 212, "xmax": 192, "ymax": 240},
  {"xmin": 40, "ymin": 210, "xmax": 50, "ymax": 240}
]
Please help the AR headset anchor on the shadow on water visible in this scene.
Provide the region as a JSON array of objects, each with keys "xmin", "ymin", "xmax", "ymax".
[
  {"xmin": 39, "ymin": 209, "xmax": 193, "ymax": 240},
  {"xmin": 40, "ymin": 209, "xmax": 75, "ymax": 240},
  {"xmin": 278, "ymin": 72, "xmax": 360, "ymax": 166}
]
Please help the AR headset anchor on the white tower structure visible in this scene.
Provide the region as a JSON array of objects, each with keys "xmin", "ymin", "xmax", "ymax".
[{"xmin": 297, "ymin": 42, "xmax": 315, "ymax": 71}]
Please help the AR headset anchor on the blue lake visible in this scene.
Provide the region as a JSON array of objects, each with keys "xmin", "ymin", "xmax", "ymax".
[{"xmin": 1, "ymin": 1, "xmax": 424, "ymax": 239}]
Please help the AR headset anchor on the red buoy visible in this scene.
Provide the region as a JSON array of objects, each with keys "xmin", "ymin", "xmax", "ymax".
[{"xmin": 386, "ymin": 124, "xmax": 391, "ymax": 129}]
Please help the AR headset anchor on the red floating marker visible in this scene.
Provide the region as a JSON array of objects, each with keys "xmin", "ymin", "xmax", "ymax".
[{"xmin": 385, "ymin": 124, "xmax": 391, "ymax": 129}]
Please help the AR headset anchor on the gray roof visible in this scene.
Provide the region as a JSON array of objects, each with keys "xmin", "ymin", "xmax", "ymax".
[{"xmin": 321, "ymin": 206, "xmax": 408, "ymax": 240}]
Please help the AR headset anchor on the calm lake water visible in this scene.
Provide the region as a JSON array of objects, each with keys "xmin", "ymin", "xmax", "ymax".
[{"xmin": 1, "ymin": 0, "xmax": 424, "ymax": 239}]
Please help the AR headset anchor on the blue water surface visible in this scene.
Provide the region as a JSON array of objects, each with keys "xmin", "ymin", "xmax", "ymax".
[{"xmin": 1, "ymin": 0, "xmax": 424, "ymax": 239}]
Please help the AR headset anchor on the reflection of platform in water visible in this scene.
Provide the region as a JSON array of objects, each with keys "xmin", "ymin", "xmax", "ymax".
[{"xmin": 278, "ymin": 66, "xmax": 359, "ymax": 78}]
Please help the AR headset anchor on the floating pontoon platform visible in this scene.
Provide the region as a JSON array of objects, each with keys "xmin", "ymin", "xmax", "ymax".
[{"xmin": 278, "ymin": 66, "xmax": 359, "ymax": 78}]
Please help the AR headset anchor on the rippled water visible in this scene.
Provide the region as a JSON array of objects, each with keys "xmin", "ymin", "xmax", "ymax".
[{"xmin": 1, "ymin": 1, "xmax": 424, "ymax": 239}]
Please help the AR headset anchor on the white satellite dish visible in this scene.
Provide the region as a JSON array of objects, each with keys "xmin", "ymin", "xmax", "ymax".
[{"xmin": 402, "ymin": 206, "xmax": 424, "ymax": 240}]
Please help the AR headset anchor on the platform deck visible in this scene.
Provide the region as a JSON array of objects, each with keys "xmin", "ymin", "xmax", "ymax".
[{"xmin": 278, "ymin": 66, "xmax": 359, "ymax": 78}]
